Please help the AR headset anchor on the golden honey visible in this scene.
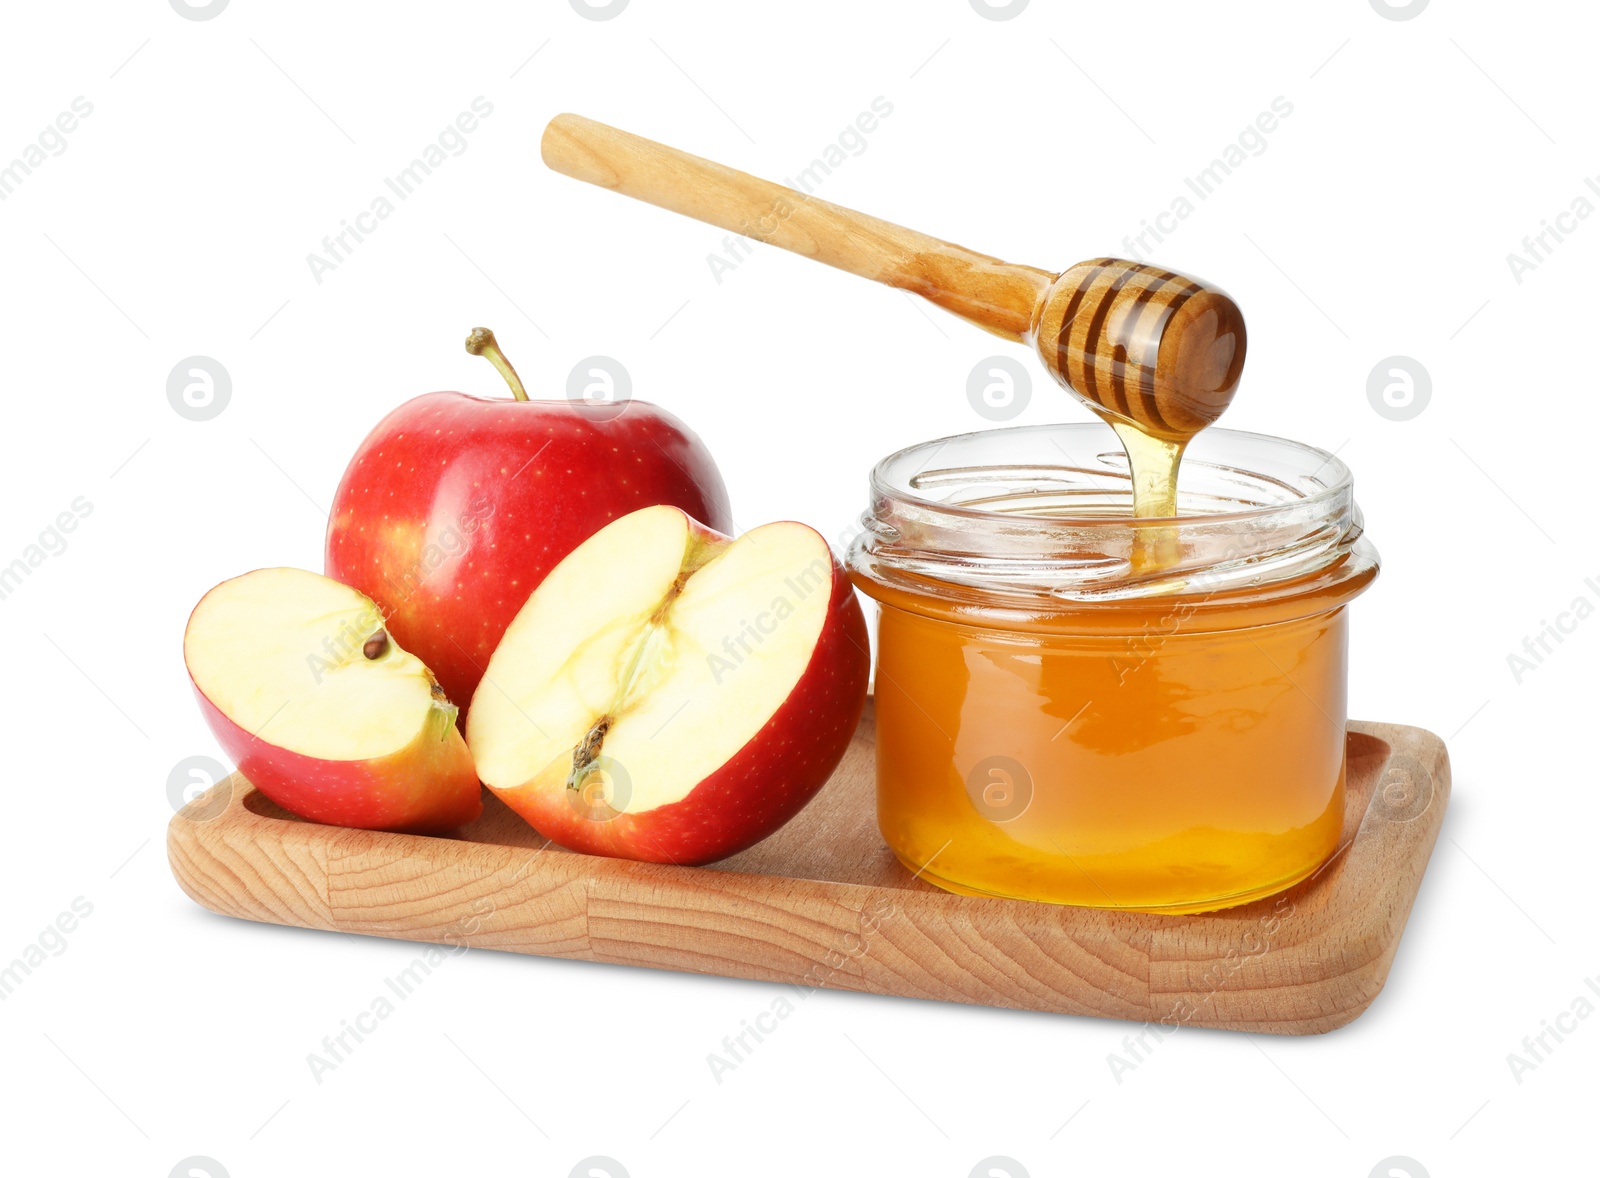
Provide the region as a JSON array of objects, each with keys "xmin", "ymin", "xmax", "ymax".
[{"xmin": 847, "ymin": 423, "xmax": 1378, "ymax": 913}]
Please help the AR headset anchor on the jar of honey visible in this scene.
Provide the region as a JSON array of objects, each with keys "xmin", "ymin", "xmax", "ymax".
[{"xmin": 846, "ymin": 422, "xmax": 1379, "ymax": 914}]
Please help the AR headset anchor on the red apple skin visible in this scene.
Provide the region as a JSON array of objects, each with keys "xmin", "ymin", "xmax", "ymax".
[
  {"xmin": 190, "ymin": 682, "xmax": 483, "ymax": 834},
  {"xmin": 495, "ymin": 556, "xmax": 870, "ymax": 865},
  {"xmin": 325, "ymin": 394, "xmax": 732, "ymax": 714}
]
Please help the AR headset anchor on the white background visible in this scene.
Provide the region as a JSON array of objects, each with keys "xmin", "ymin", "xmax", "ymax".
[{"xmin": 0, "ymin": 1, "xmax": 1593, "ymax": 1174}]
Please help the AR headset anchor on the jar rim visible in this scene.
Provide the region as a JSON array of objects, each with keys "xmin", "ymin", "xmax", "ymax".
[
  {"xmin": 848, "ymin": 422, "xmax": 1376, "ymax": 606},
  {"xmin": 868, "ymin": 422, "xmax": 1353, "ymax": 528}
]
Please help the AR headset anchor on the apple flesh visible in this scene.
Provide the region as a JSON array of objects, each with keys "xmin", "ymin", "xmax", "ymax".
[
  {"xmin": 466, "ymin": 506, "xmax": 869, "ymax": 864},
  {"xmin": 184, "ymin": 567, "xmax": 482, "ymax": 833},
  {"xmin": 325, "ymin": 329, "xmax": 731, "ymax": 717}
]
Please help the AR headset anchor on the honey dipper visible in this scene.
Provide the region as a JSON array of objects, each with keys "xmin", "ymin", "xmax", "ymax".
[{"xmin": 542, "ymin": 113, "xmax": 1247, "ymax": 442}]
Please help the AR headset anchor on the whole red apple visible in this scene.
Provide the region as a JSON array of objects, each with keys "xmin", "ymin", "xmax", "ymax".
[
  {"xmin": 325, "ymin": 329, "xmax": 731, "ymax": 713},
  {"xmin": 466, "ymin": 505, "xmax": 870, "ymax": 865}
]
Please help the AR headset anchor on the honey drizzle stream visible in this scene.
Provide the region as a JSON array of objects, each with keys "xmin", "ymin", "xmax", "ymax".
[{"xmin": 1109, "ymin": 420, "xmax": 1186, "ymax": 573}]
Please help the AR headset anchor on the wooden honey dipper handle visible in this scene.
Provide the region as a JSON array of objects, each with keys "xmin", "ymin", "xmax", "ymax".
[
  {"xmin": 541, "ymin": 114, "xmax": 1247, "ymax": 437},
  {"xmin": 541, "ymin": 113, "xmax": 1052, "ymax": 341}
]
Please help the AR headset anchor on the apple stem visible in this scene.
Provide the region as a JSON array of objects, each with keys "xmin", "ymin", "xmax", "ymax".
[{"xmin": 465, "ymin": 327, "xmax": 529, "ymax": 402}]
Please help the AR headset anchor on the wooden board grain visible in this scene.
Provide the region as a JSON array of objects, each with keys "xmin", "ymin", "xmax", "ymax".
[{"xmin": 167, "ymin": 701, "xmax": 1450, "ymax": 1034}]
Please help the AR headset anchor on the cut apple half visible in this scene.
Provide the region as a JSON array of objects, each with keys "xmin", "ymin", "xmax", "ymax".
[
  {"xmin": 467, "ymin": 505, "xmax": 869, "ymax": 864},
  {"xmin": 183, "ymin": 567, "xmax": 482, "ymax": 832}
]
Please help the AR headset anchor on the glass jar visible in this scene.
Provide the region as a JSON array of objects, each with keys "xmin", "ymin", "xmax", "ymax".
[{"xmin": 845, "ymin": 422, "xmax": 1379, "ymax": 914}]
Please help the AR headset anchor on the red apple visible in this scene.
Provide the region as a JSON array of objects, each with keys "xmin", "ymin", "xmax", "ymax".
[
  {"xmin": 183, "ymin": 567, "xmax": 482, "ymax": 833},
  {"xmin": 465, "ymin": 505, "xmax": 868, "ymax": 864},
  {"xmin": 325, "ymin": 328, "xmax": 731, "ymax": 715}
]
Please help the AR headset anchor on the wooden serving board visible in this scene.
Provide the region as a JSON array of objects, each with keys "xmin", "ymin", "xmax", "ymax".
[{"xmin": 167, "ymin": 703, "xmax": 1449, "ymax": 1035}]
